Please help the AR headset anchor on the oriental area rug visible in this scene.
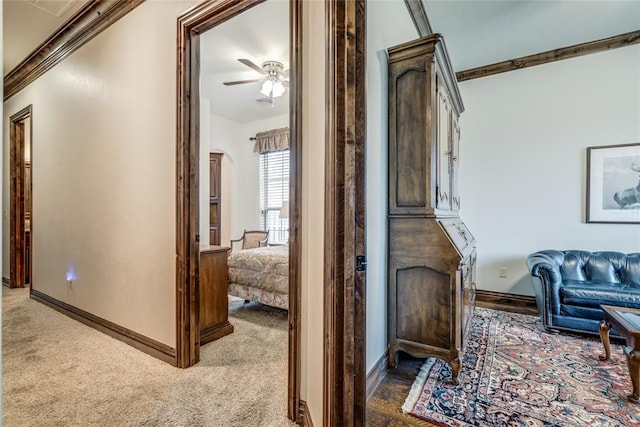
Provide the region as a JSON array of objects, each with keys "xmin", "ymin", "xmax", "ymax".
[{"xmin": 402, "ymin": 308, "xmax": 640, "ymax": 426}]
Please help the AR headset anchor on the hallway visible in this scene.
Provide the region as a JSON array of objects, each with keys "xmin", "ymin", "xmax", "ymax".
[{"xmin": 2, "ymin": 288, "xmax": 294, "ymax": 426}]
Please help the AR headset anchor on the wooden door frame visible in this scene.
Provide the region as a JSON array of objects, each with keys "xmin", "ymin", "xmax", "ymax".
[
  {"xmin": 324, "ymin": 1, "xmax": 367, "ymax": 425},
  {"xmin": 9, "ymin": 105, "xmax": 33, "ymax": 289},
  {"xmin": 176, "ymin": 0, "xmax": 303, "ymax": 421}
]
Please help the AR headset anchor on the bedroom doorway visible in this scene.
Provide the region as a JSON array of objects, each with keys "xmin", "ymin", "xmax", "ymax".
[
  {"xmin": 9, "ymin": 105, "xmax": 33, "ymax": 290},
  {"xmin": 176, "ymin": 0, "xmax": 302, "ymax": 422}
]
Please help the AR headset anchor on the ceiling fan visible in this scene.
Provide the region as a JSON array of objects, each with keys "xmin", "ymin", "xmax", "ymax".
[{"xmin": 223, "ymin": 59, "xmax": 289, "ymax": 104}]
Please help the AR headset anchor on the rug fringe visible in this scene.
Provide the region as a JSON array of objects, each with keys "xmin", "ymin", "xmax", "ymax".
[{"xmin": 401, "ymin": 358, "xmax": 436, "ymax": 414}]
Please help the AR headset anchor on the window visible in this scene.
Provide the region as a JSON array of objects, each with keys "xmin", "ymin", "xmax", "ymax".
[{"xmin": 259, "ymin": 150, "xmax": 289, "ymax": 244}]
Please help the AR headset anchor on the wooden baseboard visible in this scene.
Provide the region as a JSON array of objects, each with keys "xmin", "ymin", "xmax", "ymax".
[
  {"xmin": 298, "ymin": 399, "xmax": 315, "ymax": 427},
  {"xmin": 2, "ymin": 277, "xmax": 9, "ymax": 288},
  {"xmin": 30, "ymin": 289, "xmax": 177, "ymax": 366},
  {"xmin": 475, "ymin": 289, "xmax": 538, "ymax": 315},
  {"xmin": 200, "ymin": 321, "xmax": 234, "ymax": 345},
  {"xmin": 366, "ymin": 350, "xmax": 388, "ymax": 399}
]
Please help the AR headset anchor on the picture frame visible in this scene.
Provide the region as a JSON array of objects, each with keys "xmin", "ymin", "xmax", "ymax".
[{"xmin": 586, "ymin": 142, "xmax": 640, "ymax": 224}]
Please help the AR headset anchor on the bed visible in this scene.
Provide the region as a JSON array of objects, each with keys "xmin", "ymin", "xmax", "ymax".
[{"xmin": 227, "ymin": 245, "xmax": 289, "ymax": 310}]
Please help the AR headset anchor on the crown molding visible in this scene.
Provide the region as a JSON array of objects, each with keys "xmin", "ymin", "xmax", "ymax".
[
  {"xmin": 404, "ymin": 0, "xmax": 432, "ymax": 37},
  {"xmin": 456, "ymin": 29, "xmax": 640, "ymax": 82},
  {"xmin": 4, "ymin": 0, "xmax": 145, "ymax": 101}
]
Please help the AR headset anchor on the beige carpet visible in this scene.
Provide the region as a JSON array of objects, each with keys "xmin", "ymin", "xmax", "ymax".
[{"xmin": 2, "ymin": 288, "xmax": 295, "ymax": 427}]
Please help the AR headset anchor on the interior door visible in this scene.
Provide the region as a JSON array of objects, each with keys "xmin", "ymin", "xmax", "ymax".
[{"xmin": 10, "ymin": 106, "xmax": 32, "ymax": 289}]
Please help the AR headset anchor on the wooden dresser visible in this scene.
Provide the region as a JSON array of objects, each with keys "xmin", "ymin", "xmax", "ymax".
[
  {"xmin": 387, "ymin": 34, "xmax": 477, "ymax": 384},
  {"xmin": 200, "ymin": 245, "xmax": 233, "ymax": 345}
]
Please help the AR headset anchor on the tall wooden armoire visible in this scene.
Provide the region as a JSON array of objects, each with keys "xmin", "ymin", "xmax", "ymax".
[
  {"xmin": 209, "ymin": 153, "xmax": 222, "ymax": 245},
  {"xmin": 387, "ymin": 34, "xmax": 477, "ymax": 384}
]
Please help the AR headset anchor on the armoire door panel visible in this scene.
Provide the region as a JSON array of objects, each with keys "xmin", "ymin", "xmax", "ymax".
[
  {"xmin": 395, "ymin": 267, "xmax": 451, "ymax": 349},
  {"xmin": 209, "ymin": 154, "xmax": 221, "ymax": 197},
  {"xmin": 395, "ymin": 68, "xmax": 427, "ymax": 210},
  {"xmin": 436, "ymin": 76, "xmax": 452, "ymax": 212},
  {"xmin": 388, "ymin": 218, "xmax": 459, "ymax": 271},
  {"xmin": 438, "ymin": 218, "xmax": 474, "ymax": 255},
  {"xmin": 451, "ymin": 116, "xmax": 461, "ymax": 211},
  {"xmin": 209, "ymin": 205, "xmax": 219, "ymax": 225},
  {"xmin": 209, "ymin": 227, "xmax": 219, "ymax": 248}
]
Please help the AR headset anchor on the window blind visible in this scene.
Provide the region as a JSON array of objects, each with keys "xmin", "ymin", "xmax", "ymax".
[{"xmin": 259, "ymin": 149, "xmax": 290, "ymax": 244}]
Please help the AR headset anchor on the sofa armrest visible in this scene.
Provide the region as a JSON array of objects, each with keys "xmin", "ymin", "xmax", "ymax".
[
  {"xmin": 528, "ymin": 260, "xmax": 562, "ymax": 283},
  {"xmin": 527, "ymin": 250, "xmax": 564, "ymax": 325}
]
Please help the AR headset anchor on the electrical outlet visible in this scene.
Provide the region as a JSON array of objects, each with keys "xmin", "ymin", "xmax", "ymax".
[{"xmin": 499, "ymin": 267, "xmax": 508, "ymax": 278}]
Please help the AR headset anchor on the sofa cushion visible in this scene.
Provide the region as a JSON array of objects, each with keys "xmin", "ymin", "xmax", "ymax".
[
  {"xmin": 560, "ymin": 251, "xmax": 640, "ymax": 284},
  {"xmin": 560, "ymin": 279, "xmax": 640, "ymax": 309},
  {"xmin": 622, "ymin": 256, "xmax": 640, "ymax": 286}
]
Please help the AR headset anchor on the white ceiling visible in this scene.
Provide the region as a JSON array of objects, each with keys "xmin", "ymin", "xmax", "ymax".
[
  {"xmin": 3, "ymin": 0, "xmax": 637, "ymax": 121},
  {"xmin": 424, "ymin": 0, "xmax": 640, "ymax": 72},
  {"xmin": 199, "ymin": 0, "xmax": 289, "ymax": 124},
  {"xmin": 3, "ymin": 0, "xmax": 89, "ymax": 75}
]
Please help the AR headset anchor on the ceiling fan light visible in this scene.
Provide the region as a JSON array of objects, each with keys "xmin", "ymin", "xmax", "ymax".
[
  {"xmin": 272, "ymin": 81, "xmax": 286, "ymax": 98},
  {"xmin": 261, "ymin": 80, "xmax": 274, "ymax": 97}
]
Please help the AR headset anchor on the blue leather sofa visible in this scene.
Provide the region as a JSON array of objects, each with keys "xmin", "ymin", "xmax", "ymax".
[{"xmin": 527, "ymin": 250, "xmax": 640, "ymax": 336}]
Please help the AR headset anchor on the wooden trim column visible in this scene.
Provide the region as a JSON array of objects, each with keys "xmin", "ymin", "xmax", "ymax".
[
  {"xmin": 177, "ymin": 5, "xmax": 199, "ymax": 369},
  {"xmin": 288, "ymin": 0, "xmax": 303, "ymax": 420},
  {"xmin": 324, "ymin": 0, "xmax": 367, "ymax": 425}
]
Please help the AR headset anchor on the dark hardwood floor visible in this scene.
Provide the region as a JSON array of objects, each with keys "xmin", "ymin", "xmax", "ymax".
[
  {"xmin": 366, "ymin": 354, "xmax": 436, "ymax": 426},
  {"xmin": 366, "ymin": 303, "xmax": 535, "ymax": 425}
]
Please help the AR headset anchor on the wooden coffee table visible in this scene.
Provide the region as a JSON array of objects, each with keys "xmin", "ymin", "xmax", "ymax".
[{"xmin": 599, "ymin": 305, "xmax": 640, "ymax": 403}]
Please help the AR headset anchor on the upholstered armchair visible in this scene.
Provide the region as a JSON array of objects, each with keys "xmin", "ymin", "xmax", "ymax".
[{"xmin": 230, "ymin": 230, "xmax": 269, "ymax": 251}]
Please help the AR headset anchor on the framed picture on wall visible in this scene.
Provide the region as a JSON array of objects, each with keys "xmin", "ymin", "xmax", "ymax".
[{"xmin": 586, "ymin": 142, "xmax": 640, "ymax": 224}]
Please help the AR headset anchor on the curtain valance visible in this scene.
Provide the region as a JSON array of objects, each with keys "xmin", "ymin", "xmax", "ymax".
[{"xmin": 253, "ymin": 127, "xmax": 289, "ymax": 154}]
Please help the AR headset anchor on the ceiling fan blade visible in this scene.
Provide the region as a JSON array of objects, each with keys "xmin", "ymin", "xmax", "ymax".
[
  {"xmin": 281, "ymin": 69, "xmax": 289, "ymax": 78},
  {"xmin": 256, "ymin": 96, "xmax": 274, "ymax": 104},
  {"xmin": 281, "ymin": 80, "xmax": 289, "ymax": 88},
  {"xmin": 238, "ymin": 58, "xmax": 266, "ymax": 74},
  {"xmin": 223, "ymin": 79, "xmax": 260, "ymax": 86}
]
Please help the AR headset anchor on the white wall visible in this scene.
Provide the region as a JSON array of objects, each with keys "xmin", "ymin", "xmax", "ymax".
[
  {"xmin": 458, "ymin": 45, "xmax": 640, "ymax": 296},
  {"xmin": 204, "ymin": 112, "xmax": 288, "ymax": 246},
  {"xmin": 365, "ymin": 0, "xmax": 418, "ymax": 373},
  {"xmin": 2, "ymin": 0, "xmax": 202, "ymax": 346}
]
